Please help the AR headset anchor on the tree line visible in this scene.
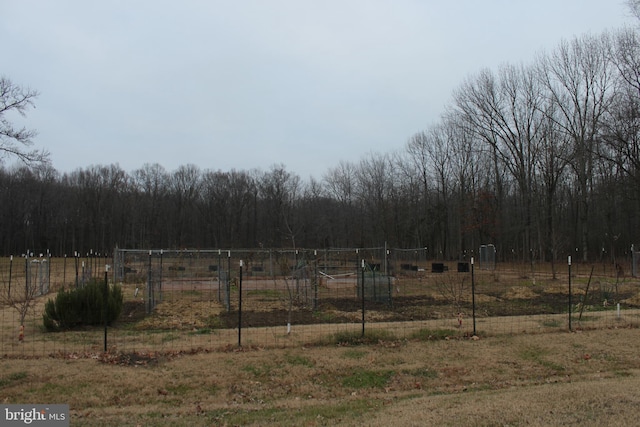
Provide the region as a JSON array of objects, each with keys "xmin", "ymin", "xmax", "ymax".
[{"xmin": 1, "ymin": 24, "xmax": 639, "ymax": 264}]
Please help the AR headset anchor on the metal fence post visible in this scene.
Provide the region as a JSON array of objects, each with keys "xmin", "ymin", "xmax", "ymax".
[
  {"xmin": 568, "ymin": 256, "xmax": 572, "ymax": 332},
  {"xmin": 104, "ymin": 265, "xmax": 108, "ymax": 353},
  {"xmin": 361, "ymin": 259, "xmax": 365, "ymax": 338},
  {"xmin": 238, "ymin": 259, "xmax": 243, "ymax": 347},
  {"xmin": 147, "ymin": 250, "xmax": 152, "ymax": 314},
  {"xmin": 8, "ymin": 255, "xmax": 12, "ymax": 298},
  {"xmin": 471, "ymin": 256, "xmax": 476, "ymax": 336}
]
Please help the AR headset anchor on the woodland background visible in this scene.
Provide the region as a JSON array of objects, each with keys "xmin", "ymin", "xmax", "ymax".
[{"xmin": 1, "ymin": 25, "xmax": 640, "ymax": 264}]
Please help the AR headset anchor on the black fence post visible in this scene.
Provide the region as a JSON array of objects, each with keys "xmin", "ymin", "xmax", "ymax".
[
  {"xmin": 74, "ymin": 252, "xmax": 79, "ymax": 289},
  {"xmin": 147, "ymin": 250, "xmax": 152, "ymax": 314},
  {"xmin": 314, "ymin": 250, "xmax": 318, "ymax": 311},
  {"xmin": 25, "ymin": 254, "xmax": 28, "ymax": 300},
  {"xmin": 227, "ymin": 251, "xmax": 231, "ymax": 312},
  {"xmin": 159, "ymin": 249, "xmax": 163, "ymax": 302},
  {"xmin": 89, "ymin": 249, "xmax": 94, "ymax": 282},
  {"xmin": 568, "ymin": 256, "xmax": 572, "ymax": 332},
  {"xmin": 8, "ymin": 255, "xmax": 12, "ymax": 298},
  {"xmin": 238, "ymin": 259, "xmax": 243, "ymax": 347},
  {"xmin": 47, "ymin": 250, "xmax": 51, "ymax": 293},
  {"xmin": 217, "ymin": 250, "xmax": 222, "ymax": 303},
  {"xmin": 361, "ymin": 259, "xmax": 365, "ymax": 338},
  {"xmin": 104, "ymin": 265, "xmax": 108, "ymax": 353},
  {"xmin": 471, "ymin": 256, "xmax": 476, "ymax": 336}
]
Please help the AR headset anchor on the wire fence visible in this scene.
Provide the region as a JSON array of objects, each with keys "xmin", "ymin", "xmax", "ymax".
[{"xmin": 0, "ymin": 248, "xmax": 639, "ymax": 357}]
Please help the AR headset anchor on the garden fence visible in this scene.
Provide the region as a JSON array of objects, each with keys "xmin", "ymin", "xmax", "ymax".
[{"xmin": 0, "ymin": 248, "xmax": 638, "ymax": 357}]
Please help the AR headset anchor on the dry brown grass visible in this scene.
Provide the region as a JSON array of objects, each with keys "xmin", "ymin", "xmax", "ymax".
[
  {"xmin": 2, "ymin": 327, "xmax": 640, "ymax": 426},
  {"xmin": 2, "ymin": 258, "xmax": 640, "ymax": 425}
]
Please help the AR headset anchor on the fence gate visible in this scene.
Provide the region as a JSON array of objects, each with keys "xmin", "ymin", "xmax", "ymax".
[
  {"xmin": 292, "ymin": 256, "xmax": 317, "ymax": 309},
  {"xmin": 28, "ymin": 257, "xmax": 50, "ymax": 296},
  {"xmin": 218, "ymin": 270, "xmax": 230, "ymax": 311},
  {"xmin": 357, "ymin": 262, "xmax": 393, "ymax": 305},
  {"xmin": 147, "ymin": 253, "xmax": 162, "ymax": 314},
  {"xmin": 479, "ymin": 244, "xmax": 496, "ymax": 270}
]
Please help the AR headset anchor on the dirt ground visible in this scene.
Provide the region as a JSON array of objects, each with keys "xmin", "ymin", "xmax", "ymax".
[
  {"xmin": 2, "ymin": 327, "xmax": 640, "ymax": 426},
  {"xmin": 127, "ymin": 266, "xmax": 640, "ymax": 334}
]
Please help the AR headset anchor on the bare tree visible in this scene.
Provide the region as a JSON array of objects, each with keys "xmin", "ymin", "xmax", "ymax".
[
  {"xmin": 273, "ymin": 250, "xmax": 311, "ymax": 334},
  {"xmin": 323, "ymin": 161, "xmax": 358, "ymax": 246},
  {"xmin": 445, "ymin": 112, "xmax": 490, "ymax": 255},
  {"xmin": 405, "ymin": 131, "xmax": 432, "ymax": 204},
  {"xmin": 258, "ymin": 165, "xmax": 301, "ymax": 247},
  {"xmin": 66, "ymin": 164, "xmax": 130, "ymax": 252},
  {"xmin": 0, "ymin": 256, "xmax": 42, "ymax": 341},
  {"xmin": 297, "ymin": 176, "xmax": 332, "ymax": 247},
  {"xmin": 170, "ymin": 164, "xmax": 202, "ymax": 247},
  {"xmin": 406, "ymin": 125, "xmax": 454, "ymax": 257},
  {"xmin": 132, "ymin": 163, "xmax": 170, "ymax": 246},
  {"xmin": 0, "ymin": 77, "xmax": 48, "ymax": 166},
  {"xmin": 200, "ymin": 170, "xmax": 231, "ymax": 247},
  {"xmin": 610, "ymin": 27, "xmax": 640, "ymax": 99},
  {"xmin": 536, "ymin": 33, "xmax": 615, "ymax": 261},
  {"xmin": 454, "ymin": 64, "xmax": 545, "ymax": 261},
  {"xmin": 627, "ymin": 0, "xmax": 640, "ymax": 21},
  {"xmin": 536, "ymin": 100, "xmax": 571, "ymax": 275},
  {"xmin": 355, "ymin": 152, "xmax": 396, "ymax": 246},
  {"xmin": 404, "ymin": 132, "xmax": 434, "ymax": 248},
  {"xmin": 435, "ymin": 271, "xmax": 467, "ymax": 321},
  {"xmin": 603, "ymin": 28, "xmax": 640, "ymax": 197},
  {"xmin": 198, "ymin": 169, "xmax": 256, "ymax": 247}
]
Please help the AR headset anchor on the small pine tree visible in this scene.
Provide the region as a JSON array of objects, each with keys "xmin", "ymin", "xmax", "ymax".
[{"xmin": 43, "ymin": 280, "xmax": 123, "ymax": 331}]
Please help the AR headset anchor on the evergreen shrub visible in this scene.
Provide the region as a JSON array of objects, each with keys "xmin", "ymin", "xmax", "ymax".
[{"xmin": 43, "ymin": 280, "xmax": 123, "ymax": 331}]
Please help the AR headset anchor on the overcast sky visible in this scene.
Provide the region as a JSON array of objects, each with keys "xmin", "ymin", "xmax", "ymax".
[{"xmin": 1, "ymin": 0, "xmax": 634, "ymax": 179}]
